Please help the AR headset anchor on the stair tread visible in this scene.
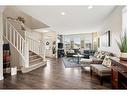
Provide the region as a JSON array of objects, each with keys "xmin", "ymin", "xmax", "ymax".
[
  {"xmin": 29, "ymin": 55, "xmax": 41, "ymax": 60},
  {"xmin": 29, "ymin": 61, "xmax": 45, "ymax": 67},
  {"xmin": 29, "ymin": 57, "xmax": 42, "ymax": 62},
  {"xmin": 29, "ymin": 58, "xmax": 43, "ymax": 65},
  {"xmin": 29, "ymin": 55, "xmax": 38, "ymax": 57}
]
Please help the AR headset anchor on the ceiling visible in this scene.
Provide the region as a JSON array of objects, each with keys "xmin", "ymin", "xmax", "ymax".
[{"xmin": 16, "ymin": 6, "xmax": 116, "ymax": 35}]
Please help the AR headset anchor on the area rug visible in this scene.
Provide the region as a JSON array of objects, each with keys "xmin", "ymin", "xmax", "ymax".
[{"xmin": 62, "ymin": 57, "xmax": 81, "ymax": 68}]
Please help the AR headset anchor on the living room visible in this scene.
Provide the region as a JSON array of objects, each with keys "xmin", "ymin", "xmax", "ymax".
[
  {"xmin": 57, "ymin": 6, "xmax": 126, "ymax": 88},
  {"xmin": 0, "ymin": 0, "xmax": 127, "ymax": 95}
]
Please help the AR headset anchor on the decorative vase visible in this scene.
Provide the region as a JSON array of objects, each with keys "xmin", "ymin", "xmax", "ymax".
[{"xmin": 120, "ymin": 52, "xmax": 127, "ymax": 61}]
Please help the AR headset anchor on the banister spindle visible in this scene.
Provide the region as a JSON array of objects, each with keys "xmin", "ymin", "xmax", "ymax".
[
  {"xmin": 19, "ymin": 37, "xmax": 21, "ymax": 52},
  {"xmin": 5, "ymin": 19, "xmax": 8, "ymax": 38},
  {"xmin": 13, "ymin": 30, "xmax": 15, "ymax": 46},
  {"xmin": 9, "ymin": 26, "xmax": 12, "ymax": 42},
  {"xmin": 16, "ymin": 33, "xmax": 19, "ymax": 49}
]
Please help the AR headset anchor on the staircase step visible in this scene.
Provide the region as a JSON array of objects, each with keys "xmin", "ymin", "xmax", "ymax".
[
  {"xmin": 21, "ymin": 62, "xmax": 47, "ymax": 73},
  {"xmin": 29, "ymin": 55, "xmax": 40, "ymax": 60},
  {"xmin": 29, "ymin": 51, "xmax": 36, "ymax": 56},
  {"xmin": 29, "ymin": 58, "xmax": 43, "ymax": 66},
  {"xmin": 21, "ymin": 51, "xmax": 46, "ymax": 73},
  {"xmin": 29, "ymin": 57, "xmax": 43, "ymax": 63}
]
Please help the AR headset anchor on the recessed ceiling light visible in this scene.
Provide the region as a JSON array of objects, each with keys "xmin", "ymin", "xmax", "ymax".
[
  {"xmin": 88, "ymin": 5, "xmax": 93, "ymax": 9},
  {"xmin": 61, "ymin": 12, "xmax": 66, "ymax": 15},
  {"xmin": 43, "ymin": 30, "xmax": 49, "ymax": 32}
]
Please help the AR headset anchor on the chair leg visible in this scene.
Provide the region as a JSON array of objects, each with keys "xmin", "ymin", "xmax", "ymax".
[
  {"xmin": 90, "ymin": 69, "xmax": 92, "ymax": 77},
  {"xmin": 100, "ymin": 76, "xmax": 103, "ymax": 85}
]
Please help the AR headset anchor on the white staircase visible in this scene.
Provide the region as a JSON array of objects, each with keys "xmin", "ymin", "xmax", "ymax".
[
  {"xmin": 2, "ymin": 17, "xmax": 46, "ymax": 73},
  {"xmin": 22, "ymin": 51, "xmax": 46, "ymax": 73}
]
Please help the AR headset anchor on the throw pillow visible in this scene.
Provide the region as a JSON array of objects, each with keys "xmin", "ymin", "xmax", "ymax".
[
  {"xmin": 102, "ymin": 55, "xmax": 111, "ymax": 68},
  {"xmin": 99, "ymin": 53, "xmax": 105, "ymax": 60},
  {"xmin": 96, "ymin": 52, "xmax": 103, "ymax": 59},
  {"xmin": 94, "ymin": 51, "xmax": 99, "ymax": 57},
  {"xmin": 68, "ymin": 50, "xmax": 74, "ymax": 53},
  {"xmin": 96, "ymin": 52, "xmax": 101, "ymax": 58}
]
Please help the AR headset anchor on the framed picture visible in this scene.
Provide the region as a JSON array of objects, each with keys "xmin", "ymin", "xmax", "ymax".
[{"xmin": 101, "ymin": 30, "xmax": 110, "ymax": 47}]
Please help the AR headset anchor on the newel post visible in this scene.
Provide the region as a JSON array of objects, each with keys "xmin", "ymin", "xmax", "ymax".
[
  {"xmin": 24, "ymin": 32, "xmax": 29, "ymax": 67},
  {"xmin": 0, "ymin": 7, "xmax": 5, "ymax": 80},
  {"xmin": 42, "ymin": 41, "xmax": 46, "ymax": 62}
]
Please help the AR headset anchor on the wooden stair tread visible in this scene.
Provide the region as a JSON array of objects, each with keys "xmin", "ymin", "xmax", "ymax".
[
  {"xmin": 29, "ymin": 59, "xmax": 43, "ymax": 66},
  {"xmin": 29, "ymin": 57, "xmax": 43, "ymax": 63}
]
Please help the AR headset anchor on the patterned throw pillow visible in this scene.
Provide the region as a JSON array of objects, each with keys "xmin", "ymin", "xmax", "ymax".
[
  {"xmin": 96, "ymin": 52, "xmax": 101, "ymax": 58},
  {"xmin": 99, "ymin": 52, "xmax": 106, "ymax": 59},
  {"xmin": 102, "ymin": 55, "xmax": 111, "ymax": 68},
  {"xmin": 96, "ymin": 52, "xmax": 103, "ymax": 59},
  {"xmin": 94, "ymin": 51, "xmax": 99, "ymax": 57}
]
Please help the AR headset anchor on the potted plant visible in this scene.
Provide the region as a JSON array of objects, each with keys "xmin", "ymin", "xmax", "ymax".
[{"xmin": 117, "ymin": 33, "xmax": 127, "ymax": 61}]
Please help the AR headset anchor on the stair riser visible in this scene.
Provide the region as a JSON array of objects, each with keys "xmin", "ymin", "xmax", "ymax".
[
  {"xmin": 22, "ymin": 63, "xmax": 47, "ymax": 73},
  {"xmin": 29, "ymin": 53, "xmax": 36, "ymax": 56},
  {"xmin": 29, "ymin": 58, "xmax": 43, "ymax": 63},
  {"xmin": 29, "ymin": 52, "xmax": 36, "ymax": 56},
  {"xmin": 29, "ymin": 56, "xmax": 40, "ymax": 60}
]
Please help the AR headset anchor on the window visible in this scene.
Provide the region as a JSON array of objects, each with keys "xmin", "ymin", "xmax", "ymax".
[{"xmin": 122, "ymin": 7, "xmax": 127, "ymax": 36}]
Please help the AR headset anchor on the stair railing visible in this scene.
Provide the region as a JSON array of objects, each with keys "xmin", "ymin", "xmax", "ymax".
[
  {"xmin": 3, "ymin": 17, "xmax": 29, "ymax": 67},
  {"xmin": 6, "ymin": 17, "xmax": 46, "ymax": 61},
  {"xmin": 3, "ymin": 17, "xmax": 46, "ymax": 68}
]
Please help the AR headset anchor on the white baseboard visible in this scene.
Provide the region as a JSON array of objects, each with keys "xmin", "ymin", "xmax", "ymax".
[{"xmin": 0, "ymin": 76, "xmax": 4, "ymax": 80}]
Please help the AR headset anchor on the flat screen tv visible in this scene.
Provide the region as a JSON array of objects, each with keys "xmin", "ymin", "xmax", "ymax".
[{"xmin": 58, "ymin": 43, "xmax": 63, "ymax": 48}]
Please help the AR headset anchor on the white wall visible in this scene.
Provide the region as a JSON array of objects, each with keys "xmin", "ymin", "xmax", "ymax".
[
  {"xmin": 26, "ymin": 31, "xmax": 42, "ymax": 41},
  {"xmin": 98, "ymin": 6, "xmax": 124, "ymax": 57},
  {"xmin": 0, "ymin": 7, "xmax": 4, "ymax": 80},
  {"xmin": 3, "ymin": 6, "xmax": 48, "ymax": 29},
  {"xmin": 42, "ymin": 32, "xmax": 57, "ymax": 58},
  {"xmin": 4, "ymin": 7, "xmax": 32, "ymax": 29}
]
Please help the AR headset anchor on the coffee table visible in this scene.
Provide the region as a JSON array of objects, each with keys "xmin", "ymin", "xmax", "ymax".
[{"xmin": 73, "ymin": 54, "xmax": 84, "ymax": 64}]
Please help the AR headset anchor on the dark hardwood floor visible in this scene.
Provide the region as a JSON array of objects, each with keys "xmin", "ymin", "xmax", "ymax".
[{"xmin": 0, "ymin": 58, "xmax": 111, "ymax": 89}]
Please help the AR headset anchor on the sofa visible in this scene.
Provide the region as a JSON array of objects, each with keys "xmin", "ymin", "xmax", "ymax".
[
  {"xmin": 83, "ymin": 50, "xmax": 95, "ymax": 59},
  {"xmin": 66, "ymin": 49, "xmax": 80, "ymax": 57},
  {"xmin": 66, "ymin": 49, "xmax": 96, "ymax": 58},
  {"xmin": 90, "ymin": 51, "xmax": 114, "ymax": 85}
]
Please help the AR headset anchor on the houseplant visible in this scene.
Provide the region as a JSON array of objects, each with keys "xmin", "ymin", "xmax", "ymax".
[{"xmin": 117, "ymin": 33, "xmax": 127, "ymax": 61}]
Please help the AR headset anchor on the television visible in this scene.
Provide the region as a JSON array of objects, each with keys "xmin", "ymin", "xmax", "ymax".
[{"xmin": 58, "ymin": 43, "xmax": 63, "ymax": 48}]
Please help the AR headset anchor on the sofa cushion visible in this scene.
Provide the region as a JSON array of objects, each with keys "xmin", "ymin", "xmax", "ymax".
[
  {"xmin": 98, "ymin": 52, "xmax": 105, "ymax": 59},
  {"xmin": 102, "ymin": 55, "xmax": 111, "ymax": 68},
  {"xmin": 80, "ymin": 58, "xmax": 92, "ymax": 63},
  {"xmin": 94, "ymin": 51, "xmax": 100, "ymax": 57},
  {"xmin": 67, "ymin": 50, "xmax": 75, "ymax": 53},
  {"xmin": 91, "ymin": 64, "xmax": 111, "ymax": 76}
]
